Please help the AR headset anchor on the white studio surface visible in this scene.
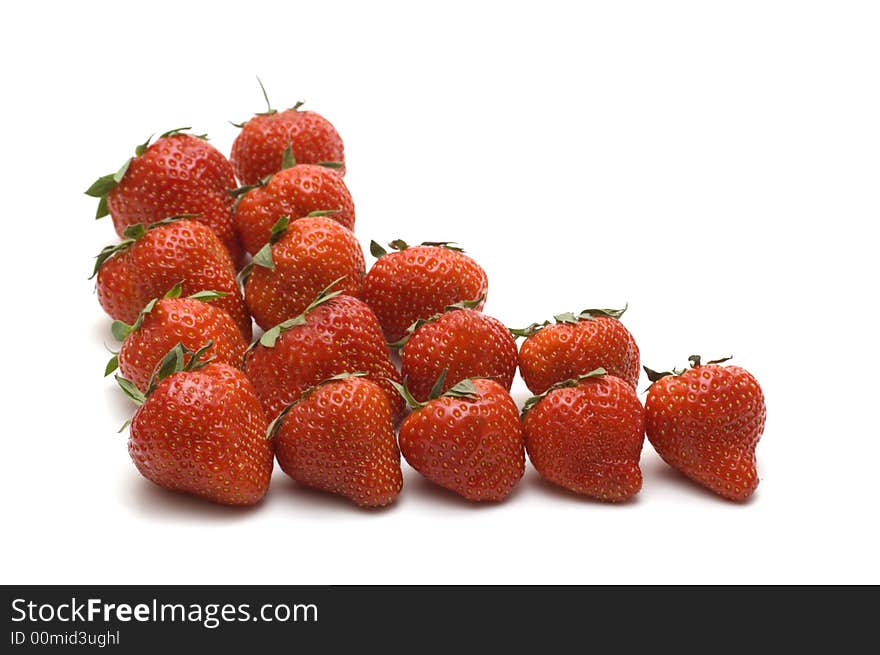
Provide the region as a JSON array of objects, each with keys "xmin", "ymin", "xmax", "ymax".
[{"xmin": 1, "ymin": 1, "xmax": 877, "ymax": 585}]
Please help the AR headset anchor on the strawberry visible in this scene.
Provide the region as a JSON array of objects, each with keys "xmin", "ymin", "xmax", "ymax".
[
  {"xmin": 396, "ymin": 303, "xmax": 517, "ymax": 402},
  {"xmin": 230, "ymin": 80, "xmax": 345, "ymax": 185},
  {"xmin": 394, "ymin": 377, "xmax": 524, "ymax": 502},
  {"xmin": 85, "ymin": 128, "xmax": 244, "ymax": 266},
  {"xmin": 232, "ymin": 151, "xmax": 355, "ymax": 256},
  {"xmin": 362, "ymin": 240, "xmax": 488, "ymax": 343},
  {"xmin": 522, "ymin": 369, "xmax": 645, "ymax": 502},
  {"xmin": 105, "ymin": 283, "xmax": 247, "ymax": 393},
  {"xmin": 93, "ymin": 217, "xmax": 252, "ymax": 340},
  {"xmin": 270, "ymin": 373, "xmax": 402, "ymax": 507},
  {"xmin": 118, "ymin": 345, "xmax": 273, "ymax": 506},
  {"xmin": 242, "ymin": 285, "xmax": 404, "ymax": 422},
  {"xmin": 644, "ymin": 356, "xmax": 766, "ymax": 501},
  {"xmin": 243, "ymin": 215, "xmax": 365, "ymax": 331},
  {"xmin": 516, "ymin": 306, "xmax": 640, "ymax": 394}
]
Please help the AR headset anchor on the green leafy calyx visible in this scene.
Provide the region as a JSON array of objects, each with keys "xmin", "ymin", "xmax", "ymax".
[
  {"xmin": 688, "ymin": 355, "xmax": 733, "ymax": 368},
  {"xmin": 255, "ymin": 76, "xmax": 277, "ymax": 115},
  {"xmin": 522, "ymin": 368, "xmax": 607, "ymax": 415},
  {"xmin": 388, "ymin": 378, "xmax": 424, "ymax": 410},
  {"xmin": 228, "ymin": 175, "xmax": 271, "ymax": 198},
  {"xmin": 387, "ymin": 295, "xmax": 486, "ymax": 350},
  {"xmin": 554, "ymin": 304, "xmax": 628, "ymax": 325},
  {"xmin": 642, "ymin": 366, "xmax": 678, "ymax": 384},
  {"xmin": 281, "ymin": 142, "xmax": 296, "ymax": 169},
  {"xmin": 376, "ymin": 239, "xmax": 466, "ymax": 254},
  {"xmin": 86, "ymin": 129, "xmax": 203, "ymax": 219},
  {"xmin": 252, "ymin": 215, "xmax": 291, "ymax": 271},
  {"xmin": 104, "ymin": 354, "xmax": 119, "ymax": 377},
  {"xmin": 390, "ymin": 373, "xmax": 480, "ymax": 411},
  {"xmin": 509, "ymin": 321, "xmax": 550, "ymax": 338},
  {"xmin": 115, "ymin": 375, "xmax": 146, "ymax": 406},
  {"xmin": 110, "ymin": 282, "xmax": 224, "ymax": 342},
  {"xmin": 642, "ymin": 356, "xmax": 733, "ymax": 390},
  {"xmin": 158, "ymin": 127, "xmax": 205, "ymax": 140},
  {"xmin": 442, "ymin": 378, "xmax": 480, "ymax": 400},
  {"xmin": 254, "ymin": 277, "xmax": 347, "ymax": 349},
  {"xmin": 428, "ymin": 369, "xmax": 449, "ymax": 400},
  {"xmin": 421, "ymin": 241, "xmax": 465, "ymax": 252},
  {"xmin": 85, "ymin": 157, "xmax": 132, "ymax": 219},
  {"xmin": 90, "ymin": 216, "xmax": 200, "ymax": 279},
  {"xmin": 147, "ymin": 341, "xmax": 215, "ymax": 395},
  {"xmin": 114, "ymin": 340, "xmax": 214, "ymax": 406},
  {"xmin": 186, "ymin": 289, "xmax": 229, "ymax": 302},
  {"xmin": 266, "ymin": 372, "xmax": 368, "ymax": 440}
]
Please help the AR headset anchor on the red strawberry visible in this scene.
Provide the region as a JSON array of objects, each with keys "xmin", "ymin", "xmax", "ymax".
[
  {"xmin": 85, "ymin": 128, "xmax": 244, "ymax": 266},
  {"xmin": 93, "ymin": 217, "xmax": 252, "ymax": 340},
  {"xmin": 106, "ymin": 283, "xmax": 247, "ymax": 392},
  {"xmin": 271, "ymin": 373, "xmax": 402, "ymax": 507},
  {"xmin": 644, "ymin": 356, "xmax": 766, "ymax": 501},
  {"xmin": 243, "ymin": 215, "xmax": 364, "ymax": 331},
  {"xmin": 119, "ymin": 347, "xmax": 273, "ymax": 506},
  {"xmin": 242, "ymin": 286, "xmax": 404, "ymax": 422},
  {"xmin": 516, "ymin": 306, "xmax": 640, "ymax": 394},
  {"xmin": 230, "ymin": 81, "xmax": 345, "ymax": 185},
  {"xmin": 397, "ymin": 303, "xmax": 517, "ymax": 402},
  {"xmin": 394, "ymin": 377, "xmax": 524, "ymax": 502},
  {"xmin": 232, "ymin": 156, "xmax": 355, "ymax": 256},
  {"xmin": 362, "ymin": 240, "xmax": 488, "ymax": 343},
  {"xmin": 522, "ymin": 369, "xmax": 645, "ymax": 502}
]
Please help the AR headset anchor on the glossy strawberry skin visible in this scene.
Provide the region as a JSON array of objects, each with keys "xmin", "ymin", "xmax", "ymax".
[
  {"xmin": 645, "ymin": 365, "xmax": 766, "ymax": 501},
  {"xmin": 398, "ymin": 379, "xmax": 525, "ymax": 502},
  {"xmin": 401, "ymin": 309, "xmax": 517, "ymax": 402},
  {"xmin": 274, "ymin": 377, "xmax": 402, "ymax": 507},
  {"xmin": 362, "ymin": 246, "xmax": 488, "ymax": 343},
  {"xmin": 118, "ymin": 298, "xmax": 247, "ymax": 392},
  {"xmin": 523, "ymin": 375, "xmax": 645, "ymax": 502},
  {"xmin": 243, "ymin": 295, "xmax": 404, "ymax": 422},
  {"xmin": 107, "ymin": 134, "xmax": 244, "ymax": 266},
  {"xmin": 231, "ymin": 110, "xmax": 345, "ymax": 186},
  {"xmin": 519, "ymin": 317, "xmax": 640, "ymax": 394},
  {"xmin": 234, "ymin": 164, "xmax": 355, "ymax": 256},
  {"xmin": 244, "ymin": 217, "xmax": 365, "ymax": 330},
  {"xmin": 128, "ymin": 363, "xmax": 273, "ymax": 506},
  {"xmin": 96, "ymin": 220, "xmax": 252, "ymax": 340}
]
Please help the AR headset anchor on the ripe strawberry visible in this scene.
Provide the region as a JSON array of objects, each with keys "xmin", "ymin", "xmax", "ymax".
[
  {"xmin": 644, "ymin": 356, "xmax": 766, "ymax": 501},
  {"xmin": 242, "ymin": 286, "xmax": 404, "ymax": 422},
  {"xmin": 230, "ymin": 80, "xmax": 345, "ymax": 185},
  {"xmin": 243, "ymin": 215, "xmax": 364, "ymax": 330},
  {"xmin": 118, "ymin": 346, "xmax": 273, "ymax": 506},
  {"xmin": 105, "ymin": 283, "xmax": 247, "ymax": 393},
  {"xmin": 93, "ymin": 217, "xmax": 252, "ymax": 340},
  {"xmin": 522, "ymin": 369, "xmax": 645, "ymax": 502},
  {"xmin": 85, "ymin": 128, "xmax": 244, "ymax": 266},
  {"xmin": 232, "ymin": 153, "xmax": 355, "ymax": 256},
  {"xmin": 397, "ymin": 303, "xmax": 517, "ymax": 402},
  {"xmin": 270, "ymin": 373, "xmax": 402, "ymax": 507},
  {"xmin": 394, "ymin": 377, "xmax": 524, "ymax": 502},
  {"xmin": 362, "ymin": 240, "xmax": 488, "ymax": 343},
  {"xmin": 516, "ymin": 306, "xmax": 640, "ymax": 394}
]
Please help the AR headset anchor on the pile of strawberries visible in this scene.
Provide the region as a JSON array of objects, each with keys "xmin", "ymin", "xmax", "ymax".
[{"xmin": 88, "ymin": 84, "xmax": 767, "ymax": 508}]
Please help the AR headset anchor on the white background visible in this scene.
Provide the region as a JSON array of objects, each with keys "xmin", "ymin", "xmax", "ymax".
[{"xmin": 2, "ymin": 1, "xmax": 877, "ymax": 584}]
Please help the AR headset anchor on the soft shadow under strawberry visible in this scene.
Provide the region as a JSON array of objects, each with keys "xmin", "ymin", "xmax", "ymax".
[
  {"xmin": 273, "ymin": 477, "xmax": 401, "ymax": 516},
  {"xmin": 402, "ymin": 471, "xmax": 526, "ymax": 510},
  {"xmin": 640, "ymin": 456, "xmax": 760, "ymax": 506},
  {"xmin": 521, "ymin": 468, "xmax": 644, "ymax": 508},
  {"xmin": 125, "ymin": 477, "xmax": 266, "ymax": 522}
]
